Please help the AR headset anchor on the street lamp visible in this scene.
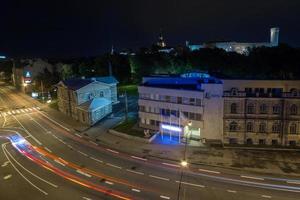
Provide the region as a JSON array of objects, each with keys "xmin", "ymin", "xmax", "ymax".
[{"xmin": 181, "ymin": 160, "xmax": 188, "ymax": 167}]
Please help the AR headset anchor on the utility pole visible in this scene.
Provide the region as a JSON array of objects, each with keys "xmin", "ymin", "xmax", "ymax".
[
  {"xmin": 125, "ymin": 91, "xmax": 128, "ymax": 121},
  {"xmin": 41, "ymin": 80, "xmax": 44, "ymax": 103}
]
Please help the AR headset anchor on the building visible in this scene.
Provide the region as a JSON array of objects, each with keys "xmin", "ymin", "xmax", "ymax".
[
  {"xmin": 138, "ymin": 72, "xmax": 223, "ymax": 145},
  {"xmin": 57, "ymin": 76, "xmax": 118, "ymax": 125},
  {"xmin": 187, "ymin": 27, "xmax": 279, "ymax": 54},
  {"xmin": 223, "ymin": 80, "xmax": 300, "ymax": 146},
  {"xmin": 138, "ymin": 73, "xmax": 300, "ymax": 147}
]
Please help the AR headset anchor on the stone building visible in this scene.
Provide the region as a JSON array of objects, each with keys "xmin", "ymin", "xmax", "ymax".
[
  {"xmin": 223, "ymin": 80, "xmax": 300, "ymax": 146},
  {"xmin": 57, "ymin": 76, "xmax": 118, "ymax": 125}
]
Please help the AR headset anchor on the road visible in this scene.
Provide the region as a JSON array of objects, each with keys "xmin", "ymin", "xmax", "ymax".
[{"xmin": 1, "ymin": 84, "xmax": 300, "ymax": 200}]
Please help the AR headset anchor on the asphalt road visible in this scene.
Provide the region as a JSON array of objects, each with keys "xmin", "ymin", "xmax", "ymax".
[{"xmin": 1, "ymin": 85, "xmax": 300, "ymax": 200}]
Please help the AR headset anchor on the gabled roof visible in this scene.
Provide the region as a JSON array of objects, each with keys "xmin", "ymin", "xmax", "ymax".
[
  {"xmin": 77, "ymin": 97, "xmax": 111, "ymax": 112},
  {"xmin": 93, "ymin": 76, "xmax": 119, "ymax": 84},
  {"xmin": 61, "ymin": 79, "xmax": 93, "ymax": 90}
]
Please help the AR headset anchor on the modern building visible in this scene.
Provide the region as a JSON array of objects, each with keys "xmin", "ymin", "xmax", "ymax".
[
  {"xmin": 57, "ymin": 76, "xmax": 118, "ymax": 125},
  {"xmin": 138, "ymin": 73, "xmax": 300, "ymax": 147},
  {"xmin": 138, "ymin": 72, "xmax": 223, "ymax": 145},
  {"xmin": 223, "ymin": 80, "xmax": 300, "ymax": 146},
  {"xmin": 187, "ymin": 27, "xmax": 280, "ymax": 54}
]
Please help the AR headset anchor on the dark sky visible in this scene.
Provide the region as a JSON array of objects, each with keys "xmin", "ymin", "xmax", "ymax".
[{"xmin": 1, "ymin": 0, "xmax": 300, "ymax": 58}]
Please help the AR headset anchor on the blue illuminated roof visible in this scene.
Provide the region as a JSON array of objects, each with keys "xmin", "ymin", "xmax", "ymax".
[
  {"xmin": 142, "ymin": 73, "xmax": 222, "ymax": 91},
  {"xmin": 92, "ymin": 76, "xmax": 119, "ymax": 84}
]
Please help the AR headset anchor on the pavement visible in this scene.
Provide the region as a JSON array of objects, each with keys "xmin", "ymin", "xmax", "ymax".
[{"xmin": 1, "ymin": 83, "xmax": 300, "ymax": 200}]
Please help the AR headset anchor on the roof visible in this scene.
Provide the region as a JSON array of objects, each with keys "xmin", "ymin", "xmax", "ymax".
[
  {"xmin": 62, "ymin": 79, "xmax": 93, "ymax": 90},
  {"xmin": 92, "ymin": 76, "xmax": 119, "ymax": 84},
  {"xmin": 78, "ymin": 98, "xmax": 111, "ymax": 112},
  {"xmin": 60, "ymin": 76, "xmax": 118, "ymax": 90}
]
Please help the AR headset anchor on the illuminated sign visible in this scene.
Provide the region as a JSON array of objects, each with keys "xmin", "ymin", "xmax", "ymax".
[
  {"xmin": 161, "ymin": 124, "xmax": 182, "ymax": 132},
  {"xmin": 0, "ymin": 56, "xmax": 6, "ymax": 59}
]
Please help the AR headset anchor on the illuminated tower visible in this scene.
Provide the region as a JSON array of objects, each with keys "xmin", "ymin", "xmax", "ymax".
[
  {"xmin": 157, "ymin": 30, "xmax": 166, "ymax": 48},
  {"xmin": 270, "ymin": 27, "xmax": 279, "ymax": 46}
]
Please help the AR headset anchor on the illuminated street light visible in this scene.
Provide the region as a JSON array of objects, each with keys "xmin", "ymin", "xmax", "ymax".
[{"xmin": 181, "ymin": 160, "xmax": 188, "ymax": 167}]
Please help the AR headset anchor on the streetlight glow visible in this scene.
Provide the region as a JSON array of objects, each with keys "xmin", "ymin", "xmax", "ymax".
[{"xmin": 181, "ymin": 160, "xmax": 188, "ymax": 167}]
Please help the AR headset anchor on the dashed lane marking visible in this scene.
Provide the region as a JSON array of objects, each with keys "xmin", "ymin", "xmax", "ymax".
[
  {"xmin": 160, "ymin": 195, "xmax": 170, "ymax": 199},
  {"xmin": 1, "ymin": 161, "xmax": 9, "ymax": 167},
  {"xmin": 106, "ymin": 163, "xmax": 122, "ymax": 169},
  {"xmin": 227, "ymin": 190, "xmax": 237, "ymax": 193},
  {"xmin": 241, "ymin": 175, "xmax": 265, "ymax": 181},
  {"xmin": 82, "ymin": 197, "xmax": 92, "ymax": 200},
  {"xmin": 89, "ymin": 141, "xmax": 98, "ymax": 146},
  {"xmin": 126, "ymin": 169, "xmax": 144, "ymax": 175},
  {"xmin": 3, "ymin": 174, "xmax": 12, "ymax": 180},
  {"xmin": 198, "ymin": 168, "xmax": 221, "ymax": 174},
  {"xmin": 105, "ymin": 181, "xmax": 114, "ymax": 185},
  {"xmin": 261, "ymin": 195, "xmax": 272, "ymax": 199},
  {"xmin": 54, "ymin": 159, "xmax": 66, "ymax": 167},
  {"xmin": 90, "ymin": 157, "xmax": 103, "ymax": 163},
  {"xmin": 76, "ymin": 170, "xmax": 92, "ymax": 178},
  {"xmin": 131, "ymin": 156, "xmax": 147, "ymax": 161},
  {"xmin": 287, "ymin": 181, "xmax": 300, "ymax": 185},
  {"xmin": 162, "ymin": 162, "xmax": 180, "ymax": 168},
  {"xmin": 149, "ymin": 175, "xmax": 170, "ymax": 181},
  {"xmin": 75, "ymin": 133, "xmax": 82, "ymax": 138},
  {"xmin": 106, "ymin": 148, "xmax": 119, "ymax": 154},
  {"xmin": 78, "ymin": 151, "xmax": 88, "ymax": 157},
  {"xmin": 131, "ymin": 188, "xmax": 141, "ymax": 193},
  {"xmin": 175, "ymin": 181, "xmax": 205, "ymax": 188}
]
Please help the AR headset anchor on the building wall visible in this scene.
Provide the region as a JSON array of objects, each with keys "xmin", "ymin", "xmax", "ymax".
[
  {"xmin": 138, "ymin": 84, "xmax": 223, "ymax": 142},
  {"xmin": 223, "ymin": 80, "xmax": 300, "ymax": 146}
]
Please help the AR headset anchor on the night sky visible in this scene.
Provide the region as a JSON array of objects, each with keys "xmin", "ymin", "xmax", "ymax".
[{"xmin": 1, "ymin": 0, "xmax": 300, "ymax": 58}]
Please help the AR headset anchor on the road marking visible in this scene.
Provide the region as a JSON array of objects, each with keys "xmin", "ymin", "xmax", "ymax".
[
  {"xmin": 162, "ymin": 162, "xmax": 180, "ymax": 168},
  {"xmin": 131, "ymin": 188, "xmax": 141, "ymax": 192},
  {"xmin": 261, "ymin": 195, "xmax": 272, "ymax": 198},
  {"xmin": 20, "ymin": 109, "xmax": 25, "ymax": 113},
  {"xmin": 106, "ymin": 148, "xmax": 119, "ymax": 154},
  {"xmin": 287, "ymin": 181, "xmax": 300, "ymax": 185},
  {"xmin": 16, "ymin": 110, "xmax": 20, "ymax": 114},
  {"xmin": 89, "ymin": 141, "xmax": 98, "ymax": 146},
  {"xmin": 52, "ymin": 134, "xmax": 58, "ymax": 139},
  {"xmin": 3, "ymin": 174, "xmax": 12, "ymax": 180},
  {"xmin": 67, "ymin": 145, "xmax": 73, "ymax": 149},
  {"xmin": 54, "ymin": 159, "xmax": 66, "ymax": 166},
  {"xmin": 131, "ymin": 156, "xmax": 147, "ymax": 161},
  {"xmin": 105, "ymin": 181, "xmax": 114, "ymax": 185},
  {"xmin": 12, "ymin": 115, "xmax": 42, "ymax": 145},
  {"xmin": 149, "ymin": 175, "xmax": 169, "ymax": 181},
  {"xmin": 3, "ymin": 145, "xmax": 58, "ymax": 188},
  {"xmin": 90, "ymin": 157, "xmax": 103, "ymax": 163},
  {"xmin": 126, "ymin": 169, "xmax": 144, "ymax": 175},
  {"xmin": 76, "ymin": 170, "xmax": 92, "ymax": 178},
  {"xmin": 106, "ymin": 163, "xmax": 122, "ymax": 169},
  {"xmin": 82, "ymin": 197, "xmax": 92, "ymax": 200},
  {"xmin": 24, "ymin": 109, "xmax": 29, "ymax": 112},
  {"xmin": 241, "ymin": 175, "xmax": 265, "ymax": 181},
  {"xmin": 198, "ymin": 168, "xmax": 221, "ymax": 174},
  {"xmin": 2, "ymin": 144, "xmax": 48, "ymax": 195},
  {"xmin": 37, "ymin": 111, "xmax": 71, "ymax": 131},
  {"xmin": 11, "ymin": 111, "xmax": 15, "ymax": 114},
  {"xmin": 28, "ymin": 108, "xmax": 33, "ymax": 111},
  {"xmin": 78, "ymin": 151, "xmax": 88, "ymax": 157},
  {"xmin": 175, "ymin": 181, "xmax": 205, "ymax": 188},
  {"xmin": 27, "ymin": 114, "xmax": 49, "ymax": 132},
  {"xmin": 227, "ymin": 190, "xmax": 237, "ymax": 193},
  {"xmin": 160, "ymin": 195, "xmax": 170, "ymax": 199},
  {"xmin": 7, "ymin": 111, "xmax": 12, "ymax": 115},
  {"xmin": 1, "ymin": 161, "xmax": 10, "ymax": 167},
  {"xmin": 75, "ymin": 133, "xmax": 82, "ymax": 138}
]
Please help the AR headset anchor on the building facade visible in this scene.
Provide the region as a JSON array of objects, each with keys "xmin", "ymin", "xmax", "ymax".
[
  {"xmin": 187, "ymin": 27, "xmax": 279, "ymax": 54},
  {"xmin": 57, "ymin": 76, "xmax": 118, "ymax": 125},
  {"xmin": 223, "ymin": 80, "xmax": 300, "ymax": 146},
  {"xmin": 138, "ymin": 73, "xmax": 300, "ymax": 147},
  {"xmin": 138, "ymin": 73, "xmax": 223, "ymax": 144}
]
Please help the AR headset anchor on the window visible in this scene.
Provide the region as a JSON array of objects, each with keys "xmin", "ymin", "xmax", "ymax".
[
  {"xmin": 231, "ymin": 88, "xmax": 238, "ymax": 96},
  {"xmin": 189, "ymin": 98, "xmax": 195, "ymax": 105},
  {"xmin": 195, "ymin": 114, "xmax": 202, "ymax": 121},
  {"xmin": 246, "ymin": 122, "xmax": 253, "ymax": 132},
  {"xmin": 290, "ymin": 104, "xmax": 298, "ymax": 115},
  {"xmin": 272, "ymin": 140, "xmax": 278, "ymax": 146},
  {"xmin": 290, "ymin": 88, "xmax": 298, "ymax": 97},
  {"xmin": 165, "ymin": 96, "xmax": 170, "ymax": 102},
  {"xmin": 259, "ymin": 104, "xmax": 268, "ymax": 114},
  {"xmin": 290, "ymin": 123, "xmax": 297, "ymax": 134},
  {"xmin": 230, "ymin": 103, "xmax": 237, "ymax": 114},
  {"xmin": 259, "ymin": 139, "xmax": 266, "ymax": 145},
  {"xmin": 177, "ymin": 97, "xmax": 182, "ymax": 104},
  {"xmin": 259, "ymin": 123, "xmax": 267, "ymax": 133},
  {"xmin": 229, "ymin": 138, "xmax": 238, "ymax": 144},
  {"xmin": 272, "ymin": 104, "xmax": 281, "ymax": 114},
  {"xmin": 196, "ymin": 99, "xmax": 202, "ymax": 106},
  {"xmin": 100, "ymin": 91, "xmax": 104, "ymax": 97},
  {"xmin": 289, "ymin": 141, "xmax": 297, "ymax": 146},
  {"xmin": 189, "ymin": 113, "xmax": 195, "ymax": 120},
  {"xmin": 272, "ymin": 122, "xmax": 281, "ymax": 133},
  {"xmin": 229, "ymin": 121, "xmax": 238, "ymax": 132},
  {"xmin": 246, "ymin": 138, "xmax": 253, "ymax": 145},
  {"xmin": 247, "ymin": 103, "xmax": 255, "ymax": 114},
  {"xmin": 139, "ymin": 106, "xmax": 145, "ymax": 112},
  {"xmin": 150, "ymin": 120, "xmax": 155, "ymax": 126}
]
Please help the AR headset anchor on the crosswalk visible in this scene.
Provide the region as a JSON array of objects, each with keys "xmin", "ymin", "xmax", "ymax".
[{"xmin": 0, "ymin": 106, "xmax": 40, "ymax": 117}]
